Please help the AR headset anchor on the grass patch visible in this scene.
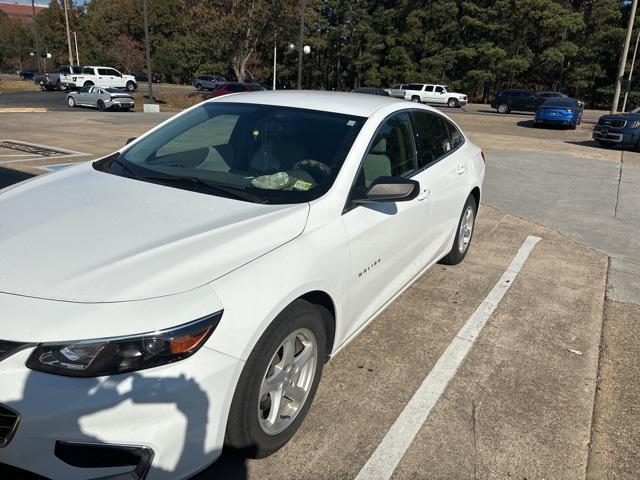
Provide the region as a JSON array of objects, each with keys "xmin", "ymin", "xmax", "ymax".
[{"xmin": 0, "ymin": 79, "xmax": 40, "ymax": 93}]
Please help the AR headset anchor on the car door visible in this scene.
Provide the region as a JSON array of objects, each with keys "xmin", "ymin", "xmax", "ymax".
[
  {"xmin": 433, "ymin": 85, "xmax": 447, "ymax": 104},
  {"xmin": 109, "ymin": 69, "xmax": 125, "ymax": 88},
  {"xmin": 411, "ymin": 110, "xmax": 469, "ymax": 264},
  {"xmin": 75, "ymin": 86, "xmax": 90, "ymax": 105},
  {"xmin": 342, "ymin": 111, "xmax": 432, "ymax": 337}
]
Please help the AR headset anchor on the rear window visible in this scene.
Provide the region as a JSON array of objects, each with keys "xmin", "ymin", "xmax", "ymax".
[{"xmin": 542, "ymin": 98, "xmax": 578, "ymax": 107}]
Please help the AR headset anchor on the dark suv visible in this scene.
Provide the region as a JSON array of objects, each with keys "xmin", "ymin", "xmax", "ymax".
[{"xmin": 491, "ymin": 89, "xmax": 545, "ymax": 114}]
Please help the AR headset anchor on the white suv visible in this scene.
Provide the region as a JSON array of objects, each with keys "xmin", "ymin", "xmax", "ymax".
[
  {"xmin": 404, "ymin": 83, "xmax": 468, "ymax": 108},
  {"xmin": 72, "ymin": 66, "xmax": 138, "ymax": 91}
]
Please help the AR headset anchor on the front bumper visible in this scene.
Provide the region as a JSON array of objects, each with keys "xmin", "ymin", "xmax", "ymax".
[
  {"xmin": 592, "ymin": 126, "xmax": 638, "ymax": 146},
  {"xmin": 0, "ymin": 346, "xmax": 243, "ymax": 480}
]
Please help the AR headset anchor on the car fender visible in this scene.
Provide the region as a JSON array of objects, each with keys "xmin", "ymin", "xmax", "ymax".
[{"xmin": 205, "ymin": 213, "xmax": 350, "ymax": 362}]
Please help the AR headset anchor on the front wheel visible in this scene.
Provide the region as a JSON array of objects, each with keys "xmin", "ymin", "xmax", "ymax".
[
  {"xmin": 440, "ymin": 195, "xmax": 477, "ymax": 265},
  {"xmin": 447, "ymin": 98, "xmax": 459, "ymax": 108},
  {"xmin": 225, "ymin": 299, "xmax": 326, "ymax": 458},
  {"xmin": 67, "ymin": 96, "xmax": 75, "ymax": 108}
]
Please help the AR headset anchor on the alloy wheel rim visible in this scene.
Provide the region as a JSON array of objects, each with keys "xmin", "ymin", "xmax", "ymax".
[
  {"xmin": 458, "ymin": 206, "xmax": 474, "ymax": 254},
  {"xmin": 258, "ymin": 328, "xmax": 318, "ymax": 436}
]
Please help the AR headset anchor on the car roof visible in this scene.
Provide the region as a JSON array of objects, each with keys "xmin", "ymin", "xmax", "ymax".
[{"xmin": 209, "ymin": 90, "xmax": 405, "ymax": 116}]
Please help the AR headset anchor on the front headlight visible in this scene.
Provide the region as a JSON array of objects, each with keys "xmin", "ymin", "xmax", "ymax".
[{"xmin": 26, "ymin": 311, "xmax": 222, "ymax": 377}]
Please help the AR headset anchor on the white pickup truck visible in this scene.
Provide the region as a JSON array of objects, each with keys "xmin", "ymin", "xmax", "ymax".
[
  {"xmin": 71, "ymin": 66, "xmax": 138, "ymax": 92},
  {"xmin": 403, "ymin": 83, "xmax": 468, "ymax": 108}
]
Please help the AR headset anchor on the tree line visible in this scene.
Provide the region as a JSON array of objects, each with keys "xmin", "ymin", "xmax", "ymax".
[{"xmin": 0, "ymin": 0, "xmax": 634, "ymax": 105}]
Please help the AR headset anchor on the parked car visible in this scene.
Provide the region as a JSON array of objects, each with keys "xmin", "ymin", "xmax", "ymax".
[
  {"xmin": 534, "ymin": 97, "xmax": 582, "ymax": 130},
  {"xmin": 592, "ymin": 107, "xmax": 640, "ymax": 149},
  {"xmin": 0, "ymin": 91, "xmax": 483, "ymax": 480},
  {"xmin": 34, "ymin": 65, "xmax": 83, "ymax": 91},
  {"xmin": 18, "ymin": 68, "xmax": 39, "ymax": 80},
  {"xmin": 537, "ymin": 91, "xmax": 585, "ymax": 109},
  {"xmin": 385, "ymin": 84, "xmax": 409, "ymax": 98},
  {"xmin": 491, "ymin": 89, "xmax": 545, "ymax": 113},
  {"xmin": 71, "ymin": 66, "xmax": 138, "ymax": 91},
  {"xmin": 403, "ymin": 83, "xmax": 468, "ymax": 108},
  {"xmin": 66, "ymin": 86, "xmax": 134, "ymax": 111},
  {"xmin": 351, "ymin": 87, "xmax": 389, "ymax": 96},
  {"xmin": 193, "ymin": 75, "xmax": 226, "ymax": 90},
  {"xmin": 135, "ymin": 72, "xmax": 161, "ymax": 83},
  {"xmin": 208, "ymin": 81, "xmax": 266, "ymax": 97}
]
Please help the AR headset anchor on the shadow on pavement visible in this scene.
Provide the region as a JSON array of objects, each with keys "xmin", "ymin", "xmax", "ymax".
[
  {"xmin": 0, "ymin": 166, "xmax": 36, "ymax": 189},
  {"xmin": 565, "ymin": 139, "xmax": 637, "ymax": 152}
]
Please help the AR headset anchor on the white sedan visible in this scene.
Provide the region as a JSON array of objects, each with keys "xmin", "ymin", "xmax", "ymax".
[{"xmin": 0, "ymin": 91, "xmax": 484, "ymax": 480}]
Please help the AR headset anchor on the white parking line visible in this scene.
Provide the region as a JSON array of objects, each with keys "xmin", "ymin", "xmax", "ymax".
[{"xmin": 354, "ymin": 235, "xmax": 542, "ymax": 480}]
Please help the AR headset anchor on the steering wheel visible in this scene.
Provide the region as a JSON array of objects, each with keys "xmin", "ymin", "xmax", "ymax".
[{"xmin": 292, "ymin": 159, "xmax": 332, "ymax": 182}]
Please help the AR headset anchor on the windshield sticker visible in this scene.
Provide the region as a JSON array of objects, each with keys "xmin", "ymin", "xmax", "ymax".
[
  {"xmin": 347, "ymin": 120, "xmax": 356, "ymax": 126},
  {"xmin": 293, "ymin": 179, "xmax": 313, "ymax": 191}
]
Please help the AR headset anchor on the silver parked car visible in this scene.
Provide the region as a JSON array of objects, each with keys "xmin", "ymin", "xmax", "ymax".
[{"xmin": 66, "ymin": 86, "xmax": 135, "ymax": 111}]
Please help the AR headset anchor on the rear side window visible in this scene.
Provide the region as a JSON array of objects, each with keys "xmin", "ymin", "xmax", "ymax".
[
  {"xmin": 97, "ymin": 68, "xmax": 110, "ymax": 75},
  {"xmin": 411, "ymin": 111, "xmax": 453, "ymax": 168},
  {"xmin": 407, "ymin": 84, "xmax": 424, "ymax": 91},
  {"xmin": 424, "ymin": 85, "xmax": 434, "ymax": 92},
  {"xmin": 82, "ymin": 67, "xmax": 94, "ymax": 75}
]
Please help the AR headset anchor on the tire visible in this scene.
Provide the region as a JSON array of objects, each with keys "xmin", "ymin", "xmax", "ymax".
[
  {"xmin": 569, "ymin": 122, "xmax": 577, "ymax": 130},
  {"xmin": 440, "ymin": 194, "xmax": 477, "ymax": 265},
  {"xmin": 67, "ymin": 96, "xmax": 75, "ymax": 108},
  {"xmin": 83, "ymin": 81, "xmax": 94, "ymax": 87},
  {"xmin": 496, "ymin": 103, "xmax": 510, "ymax": 114},
  {"xmin": 411, "ymin": 95, "xmax": 421, "ymax": 103},
  {"xmin": 97, "ymin": 100, "xmax": 106, "ymax": 112},
  {"xmin": 196, "ymin": 83, "xmax": 203, "ymax": 91},
  {"xmin": 447, "ymin": 98, "xmax": 459, "ymax": 108},
  {"xmin": 126, "ymin": 81, "xmax": 136, "ymax": 92},
  {"xmin": 596, "ymin": 140, "xmax": 614, "ymax": 148},
  {"xmin": 226, "ymin": 299, "xmax": 327, "ymax": 458},
  {"xmin": 121, "ymin": 107, "xmax": 130, "ymax": 112}
]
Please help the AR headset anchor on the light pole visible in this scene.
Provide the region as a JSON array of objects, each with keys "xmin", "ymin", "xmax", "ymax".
[
  {"xmin": 72, "ymin": 31, "xmax": 80, "ymax": 66},
  {"xmin": 622, "ymin": 29, "xmax": 640, "ymax": 112},
  {"xmin": 142, "ymin": 0, "xmax": 154, "ymax": 103},
  {"xmin": 297, "ymin": 0, "xmax": 305, "ymax": 89},
  {"xmin": 30, "ymin": 0, "xmax": 41, "ymax": 71},
  {"xmin": 612, "ymin": 0, "xmax": 638, "ymax": 113},
  {"xmin": 62, "ymin": 0, "xmax": 74, "ymax": 66},
  {"xmin": 273, "ymin": 41, "xmax": 277, "ymax": 90}
]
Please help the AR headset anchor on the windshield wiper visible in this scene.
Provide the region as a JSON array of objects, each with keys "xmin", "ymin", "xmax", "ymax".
[
  {"xmin": 136, "ymin": 173, "xmax": 267, "ymax": 203},
  {"xmin": 110, "ymin": 155, "xmax": 140, "ymax": 178}
]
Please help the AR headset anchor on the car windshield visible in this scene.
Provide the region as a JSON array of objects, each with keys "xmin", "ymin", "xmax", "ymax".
[
  {"xmin": 95, "ymin": 102, "xmax": 366, "ymax": 204},
  {"xmin": 630, "ymin": 106, "xmax": 640, "ymax": 114}
]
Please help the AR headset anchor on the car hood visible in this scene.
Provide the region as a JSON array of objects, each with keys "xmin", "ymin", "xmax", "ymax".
[{"xmin": 0, "ymin": 163, "xmax": 309, "ymax": 303}]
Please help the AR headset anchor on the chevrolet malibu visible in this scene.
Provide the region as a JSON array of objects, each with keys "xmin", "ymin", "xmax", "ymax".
[{"xmin": 0, "ymin": 91, "xmax": 484, "ymax": 480}]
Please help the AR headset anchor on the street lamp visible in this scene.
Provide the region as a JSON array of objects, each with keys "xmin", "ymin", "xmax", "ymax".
[{"xmin": 272, "ymin": 42, "xmax": 310, "ymax": 91}]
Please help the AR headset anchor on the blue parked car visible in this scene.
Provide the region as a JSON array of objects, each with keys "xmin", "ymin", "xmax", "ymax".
[
  {"xmin": 592, "ymin": 107, "xmax": 640, "ymax": 150},
  {"xmin": 534, "ymin": 97, "xmax": 582, "ymax": 130}
]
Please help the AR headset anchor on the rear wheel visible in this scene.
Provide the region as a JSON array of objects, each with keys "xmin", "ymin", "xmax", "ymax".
[
  {"xmin": 440, "ymin": 195, "xmax": 477, "ymax": 265},
  {"xmin": 83, "ymin": 81, "xmax": 94, "ymax": 88},
  {"xmin": 497, "ymin": 103, "xmax": 510, "ymax": 114},
  {"xmin": 126, "ymin": 81, "xmax": 137, "ymax": 92},
  {"xmin": 411, "ymin": 95, "xmax": 421, "ymax": 103},
  {"xmin": 447, "ymin": 98, "xmax": 459, "ymax": 108},
  {"xmin": 97, "ymin": 100, "xmax": 106, "ymax": 112},
  {"xmin": 226, "ymin": 299, "xmax": 326, "ymax": 458}
]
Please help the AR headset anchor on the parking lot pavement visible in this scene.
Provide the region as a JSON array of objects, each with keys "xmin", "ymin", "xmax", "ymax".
[
  {"xmin": 198, "ymin": 206, "xmax": 607, "ymax": 479},
  {"xmin": 1, "ymin": 107, "xmax": 638, "ymax": 479}
]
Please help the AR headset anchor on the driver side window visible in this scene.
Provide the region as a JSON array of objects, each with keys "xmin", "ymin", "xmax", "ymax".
[{"xmin": 360, "ymin": 112, "xmax": 417, "ymax": 189}]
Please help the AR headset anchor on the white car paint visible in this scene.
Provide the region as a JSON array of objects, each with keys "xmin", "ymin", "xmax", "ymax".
[{"xmin": 0, "ymin": 91, "xmax": 484, "ymax": 479}]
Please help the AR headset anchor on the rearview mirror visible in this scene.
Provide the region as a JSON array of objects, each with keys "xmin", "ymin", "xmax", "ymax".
[
  {"xmin": 354, "ymin": 176, "xmax": 419, "ymax": 203},
  {"xmin": 125, "ymin": 137, "xmax": 136, "ymax": 145}
]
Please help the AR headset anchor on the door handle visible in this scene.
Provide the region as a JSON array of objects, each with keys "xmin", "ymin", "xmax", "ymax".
[
  {"xmin": 456, "ymin": 165, "xmax": 467, "ymax": 175},
  {"xmin": 417, "ymin": 188, "xmax": 431, "ymax": 201}
]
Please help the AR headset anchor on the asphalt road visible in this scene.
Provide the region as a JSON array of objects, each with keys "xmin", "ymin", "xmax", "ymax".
[{"xmin": 0, "ymin": 108, "xmax": 638, "ymax": 479}]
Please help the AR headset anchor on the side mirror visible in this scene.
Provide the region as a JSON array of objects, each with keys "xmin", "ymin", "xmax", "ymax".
[
  {"xmin": 354, "ymin": 176, "xmax": 419, "ymax": 203},
  {"xmin": 125, "ymin": 137, "xmax": 136, "ymax": 145}
]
